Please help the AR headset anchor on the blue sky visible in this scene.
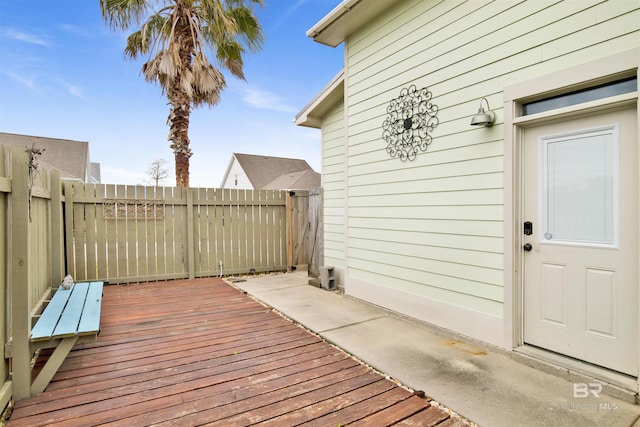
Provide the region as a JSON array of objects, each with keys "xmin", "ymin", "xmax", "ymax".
[{"xmin": 0, "ymin": 1, "xmax": 343, "ymax": 186}]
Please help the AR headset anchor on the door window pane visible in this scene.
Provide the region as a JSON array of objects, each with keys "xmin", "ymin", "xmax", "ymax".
[
  {"xmin": 523, "ymin": 77, "xmax": 636, "ymax": 115},
  {"xmin": 543, "ymin": 127, "xmax": 617, "ymax": 246}
]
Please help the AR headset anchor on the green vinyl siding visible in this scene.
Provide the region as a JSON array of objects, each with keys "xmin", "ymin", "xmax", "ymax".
[
  {"xmin": 341, "ymin": 0, "xmax": 639, "ymax": 316},
  {"xmin": 322, "ymin": 100, "xmax": 346, "ymax": 270}
]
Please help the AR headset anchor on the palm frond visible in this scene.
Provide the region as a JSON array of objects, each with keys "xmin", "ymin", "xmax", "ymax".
[
  {"xmin": 158, "ymin": 46, "xmax": 179, "ymax": 78},
  {"xmin": 144, "ymin": 13, "xmax": 172, "ymax": 40},
  {"xmin": 142, "ymin": 54, "xmax": 162, "ymax": 83},
  {"xmin": 228, "ymin": 6, "xmax": 263, "ymax": 52},
  {"xmin": 215, "ymin": 39, "xmax": 245, "ymax": 80},
  {"xmin": 100, "ymin": 0, "xmax": 150, "ymax": 30},
  {"xmin": 124, "ymin": 30, "xmax": 145, "ymax": 59},
  {"xmin": 193, "ymin": 54, "xmax": 226, "ymax": 94}
]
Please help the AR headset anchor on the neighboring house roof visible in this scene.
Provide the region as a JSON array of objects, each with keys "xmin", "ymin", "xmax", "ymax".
[
  {"xmin": 295, "ymin": 69, "xmax": 344, "ymax": 128},
  {"xmin": 223, "ymin": 153, "xmax": 320, "ymax": 190},
  {"xmin": 262, "ymin": 169, "xmax": 321, "ymax": 190},
  {"xmin": 307, "ymin": 0, "xmax": 399, "ymax": 47},
  {"xmin": 0, "ymin": 132, "xmax": 100, "ymax": 183}
]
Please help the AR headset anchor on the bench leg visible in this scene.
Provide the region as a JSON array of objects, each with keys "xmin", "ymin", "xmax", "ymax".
[{"xmin": 31, "ymin": 336, "xmax": 79, "ymax": 395}]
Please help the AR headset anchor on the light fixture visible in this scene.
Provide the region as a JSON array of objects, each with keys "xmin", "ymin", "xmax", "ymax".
[{"xmin": 470, "ymin": 97, "xmax": 496, "ymax": 127}]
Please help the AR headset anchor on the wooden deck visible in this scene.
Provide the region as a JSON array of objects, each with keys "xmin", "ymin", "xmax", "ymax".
[{"xmin": 8, "ymin": 278, "xmax": 469, "ymax": 426}]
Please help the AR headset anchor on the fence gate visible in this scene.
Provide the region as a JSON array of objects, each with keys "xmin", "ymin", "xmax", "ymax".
[
  {"xmin": 285, "ymin": 188, "xmax": 322, "ymax": 276},
  {"xmin": 307, "ymin": 188, "xmax": 322, "ymax": 279},
  {"xmin": 286, "ymin": 190, "xmax": 308, "ymax": 270}
]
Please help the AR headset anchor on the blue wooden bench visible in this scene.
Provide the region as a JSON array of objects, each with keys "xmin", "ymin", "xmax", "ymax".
[{"xmin": 29, "ymin": 281, "xmax": 104, "ymax": 394}]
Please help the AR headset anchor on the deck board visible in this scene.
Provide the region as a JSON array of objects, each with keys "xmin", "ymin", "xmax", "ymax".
[{"xmin": 8, "ymin": 277, "xmax": 466, "ymax": 426}]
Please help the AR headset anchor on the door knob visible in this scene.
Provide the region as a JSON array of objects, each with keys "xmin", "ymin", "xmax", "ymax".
[{"xmin": 523, "ymin": 243, "xmax": 532, "ymax": 252}]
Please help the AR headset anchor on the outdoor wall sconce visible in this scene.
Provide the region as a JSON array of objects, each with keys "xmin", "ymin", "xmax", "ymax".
[{"xmin": 470, "ymin": 97, "xmax": 496, "ymax": 127}]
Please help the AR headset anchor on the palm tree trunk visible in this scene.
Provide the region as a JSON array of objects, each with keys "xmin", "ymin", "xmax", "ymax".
[
  {"xmin": 168, "ymin": 100, "xmax": 191, "ymax": 188},
  {"xmin": 168, "ymin": 1, "xmax": 194, "ymax": 188}
]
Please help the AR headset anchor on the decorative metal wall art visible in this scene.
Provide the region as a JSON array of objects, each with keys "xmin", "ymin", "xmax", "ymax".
[{"xmin": 381, "ymin": 85, "xmax": 439, "ymax": 161}]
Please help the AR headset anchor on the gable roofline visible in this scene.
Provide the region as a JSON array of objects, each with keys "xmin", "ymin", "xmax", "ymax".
[
  {"xmin": 262, "ymin": 169, "xmax": 321, "ymax": 190},
  {"xmin": 295, "ymin": 69, "xmax": 344, "ymax": 128},
  {"xmin": 220, "ymin": 153, "xmax": 239, "ymax": 187},
  {"xmin": 0, "ymin": 132, "xmax": 91, "ymax": 181},
  {"xmin": 223, "ymin": 153, "xmax": 318, "ymax": 189},
  {"xmin": 307, "ymin": 0, "xmax": 399, "ymax": 47}
]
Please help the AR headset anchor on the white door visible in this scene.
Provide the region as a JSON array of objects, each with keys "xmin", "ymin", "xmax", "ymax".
[{"xmin": 523, "ymin": 106, "xmax": 638, "ymax": 376}]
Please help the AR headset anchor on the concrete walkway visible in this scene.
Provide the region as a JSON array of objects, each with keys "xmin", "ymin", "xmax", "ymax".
[{"xmin": 232, "ymin": 271, "xmax": 640, "ymax": 427}]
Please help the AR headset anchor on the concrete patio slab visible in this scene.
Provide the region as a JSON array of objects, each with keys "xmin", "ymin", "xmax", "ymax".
[
  {"xmin": 233, "ymin": 271, "xmax": 640, "ymax": 427},
  {"xmin": 234, "ymin": 273, "xmax": 386, "ymax": 333}
]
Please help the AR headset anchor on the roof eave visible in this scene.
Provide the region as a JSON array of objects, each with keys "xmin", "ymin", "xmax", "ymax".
[
  {"xmin": 307, "ymin": 0, "xmax": 398, "ymax": 47},
  {"xmin": 294, "ymin": 70, "xmax": 345, "ymax": 128}
]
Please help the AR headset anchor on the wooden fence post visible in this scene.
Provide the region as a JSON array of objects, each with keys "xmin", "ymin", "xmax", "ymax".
[
  {"xmin": 285, "ymin": 191, "xmax": 293, "ymax": 271},
  {"xmin": 50, "ymin": 171, "xmax": 63, "ymax": 283},
  {"xmin": 63, "ymin": 181, "xmax": 74, "ymax": 278},
  {"xmin": 186, "ymin": 188, "xmax": 195, "ymax": 279},
  {"xmin": 9, "ymin": 146, "xmax": 31, "ymax": 399}
]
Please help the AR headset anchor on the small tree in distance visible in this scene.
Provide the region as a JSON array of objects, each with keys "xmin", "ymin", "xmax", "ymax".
[{"xmin": 145, "ymin": 159, "xmax": 170, "ymax": 187}]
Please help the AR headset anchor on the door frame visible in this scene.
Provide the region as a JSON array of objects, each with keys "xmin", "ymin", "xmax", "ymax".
[{"xmin": 502, "ymin": 48, "xmax": 640, "ymax": 392}]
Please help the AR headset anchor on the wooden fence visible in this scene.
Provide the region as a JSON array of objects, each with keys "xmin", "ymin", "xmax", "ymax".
[
  {"xmin": 0, "ymin": 142, "xmax": 320, "ymax": 403},
  {"xmin": 64, "ymin": 184, "xmax": 295, "ymax": 284},
  {"xmin": 1, "ymin": 145, "xmax": 64, "ymax": 401}
]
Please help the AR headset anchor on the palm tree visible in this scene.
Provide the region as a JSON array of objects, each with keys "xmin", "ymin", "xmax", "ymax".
[{"xmin": 100, "ymin": 0, "xmax": 264, "ymax": 187}]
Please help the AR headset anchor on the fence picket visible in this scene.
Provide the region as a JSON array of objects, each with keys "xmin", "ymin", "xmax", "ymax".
[
  {"xmin": 220, "ymin": 189, "xmax": 231, "ymax": 274},
  {"xmin": 63, "ymin": 182, "xmax": 75, "ymax": 278},
  {"xmin": 115, "ymin": 185, "xmax": 127, "ymax": 278},
  {"xmin": 154, "ymin": 186, "xmax": 167, "ymax": 279},
  {"xmin": 73, "ymin": 183, "xmax": 87, "ymax": 281},
  {"xmin": 105, "ymin": 184, "xmax": 118, "ymax": 280},
  {"xmin": 125, "ymin": 185, "xmax": 138, "ymax": 280},
  {"xmin": 259, "ymin": 190, "xmax": 269, "ymax": 269},
  {"xmin": 238, "ymin": 189, "xmax": 248, "ymax": 271},
  {"xmin": 95, "ymin": 184, "xmax": 108, "ymax": 280},
  {"xmin": 85, "ymin": 184, "xmax": 98, "ymax": 281},
  {"xmin": 246, "ymin": 190, "xmax": 256, "ymax": 271},
  {"xmin": 213, "ymin": 188, "xmax": 224, "ymax": 276},
  {"xmin": 195, "ymin": 188, "xmax": 205, "ymax": 274},
  {"xmin": 137, "ymin": 185, "xmax": 150, "ymax": 279},
  {"xmin": 173, "ymin": 187, "xmax": 187, "ymax": 277},
  {"xmin": 206, "ymin": 187, "xmax": 218, "ymax": 275}
]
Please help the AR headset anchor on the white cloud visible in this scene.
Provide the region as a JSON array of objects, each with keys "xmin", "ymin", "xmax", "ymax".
[
  {"xmin": 68, "ymin": 85, "xmax": 84, "ymax": 99},
  {"xmin": 1, "ymin": 69, "xmax": 36, "ymax": 90},
  {"xmin": 242, "ymin": 87, "xmax": 297, "ymax": 113},
  {"xmin": 1, "ymin": 28, "xmax": 48, "ymax": 46},
  {"xmin": 58, "ymin": 80, "xmax": 85, "ymax": 99}
]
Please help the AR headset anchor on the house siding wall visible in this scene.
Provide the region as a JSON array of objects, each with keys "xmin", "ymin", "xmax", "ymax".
[
  {"xmin": 221, "ymin": 158, "xmax": 253, "ymax": 189},
  {"xmin": 321, "ymin": 100, "xmax": 347, "ymax": 283},
  {"xmin": 340, "ymin": 0, "xmax": 640, "ymax": 346}
]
